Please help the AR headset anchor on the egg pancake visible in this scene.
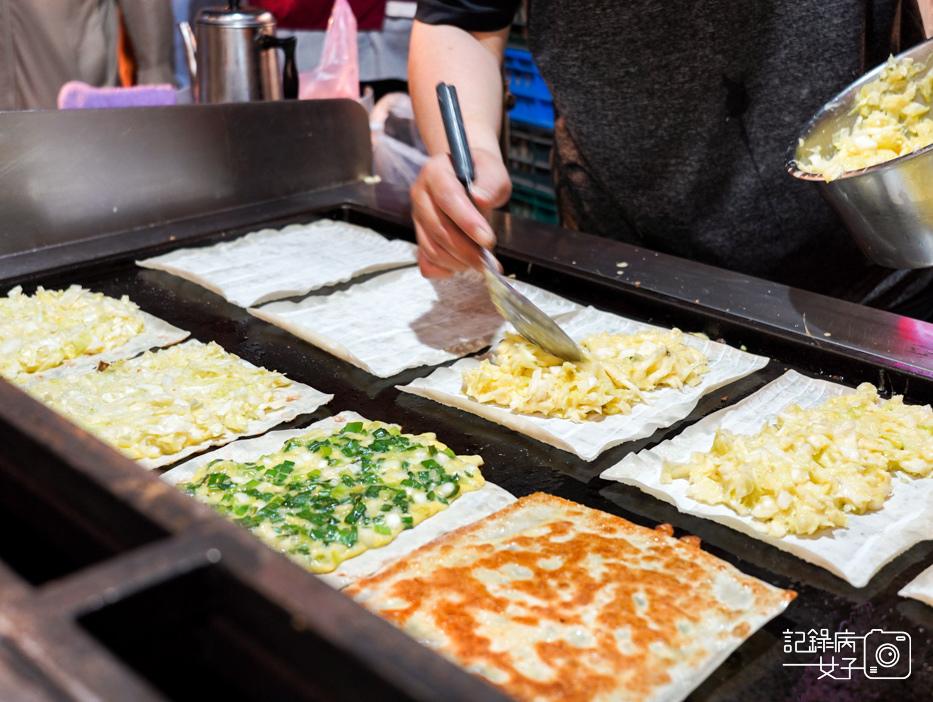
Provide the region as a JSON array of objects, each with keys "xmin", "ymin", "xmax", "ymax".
[{"xmin": 346, "ymin": 493, "xmax": 795, "ymax": 702}]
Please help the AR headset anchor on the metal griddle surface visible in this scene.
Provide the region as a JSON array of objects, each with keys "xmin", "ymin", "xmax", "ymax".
[{"xmin": 5, "ymin": 205, "xmax": 933, "ymax": 702}]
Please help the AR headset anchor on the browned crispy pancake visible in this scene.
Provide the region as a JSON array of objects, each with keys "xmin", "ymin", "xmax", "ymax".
[{"xmin": 346, "ymin": 493, "xmax": 795, "ymax": 702}]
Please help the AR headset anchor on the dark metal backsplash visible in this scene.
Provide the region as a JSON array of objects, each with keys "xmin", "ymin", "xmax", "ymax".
[{"xmin": 0, "ymin": 99, "xmax": 371, "ymax": 258}]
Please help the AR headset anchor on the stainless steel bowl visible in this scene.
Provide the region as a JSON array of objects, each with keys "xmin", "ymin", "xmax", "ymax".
[{"xmin": 788, "ymin": 37, "xmax": 933, "ymax": 269}]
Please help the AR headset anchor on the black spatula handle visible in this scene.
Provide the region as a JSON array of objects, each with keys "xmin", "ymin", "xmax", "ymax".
[{"xmin": 436, "ymin": 83, "xmax": 475, "ymax": 187}]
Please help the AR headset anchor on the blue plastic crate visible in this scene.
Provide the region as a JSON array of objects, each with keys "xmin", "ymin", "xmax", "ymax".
[
  {"xmin": 510, "ymin": 182, "xmax": 558, "ymax": 225},
  {"xmin": 508, "ymin": 122, "xmax": 553, "ymax": 169},
  {"xmin": 508, "ymin": 122, "xmax": 555, "ymax": 199},
  {"xmin": 505, "ymin": 48, "xmax": 554, "ymax": 129}
]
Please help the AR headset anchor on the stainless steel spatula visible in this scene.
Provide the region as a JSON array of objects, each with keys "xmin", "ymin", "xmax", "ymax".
[{"xmin": 436, "ymin": 82, "xmax": 583, "ymax": 362}]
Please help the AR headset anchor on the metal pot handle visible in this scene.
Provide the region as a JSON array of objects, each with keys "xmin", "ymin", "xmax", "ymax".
[
  {"xmin": 177, "ymin": 22, "xmax": 198, "ymax": 102},
  {"xmin": 257, "ymin": 35, "xmax": 298, "ymax": 100}
]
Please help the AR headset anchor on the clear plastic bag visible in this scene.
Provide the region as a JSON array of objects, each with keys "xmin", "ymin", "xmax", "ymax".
[
  {"xmin": 298, "ymin": 0, "xmax": 360, "ymax": 100},
  {"xmin": 371, "ymin": 93, "xmax": 428, "ymax": 188}
]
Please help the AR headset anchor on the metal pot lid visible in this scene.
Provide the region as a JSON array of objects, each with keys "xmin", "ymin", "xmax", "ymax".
[{"xmin": 196, "ymin": 2, "xmax": 276, "ymax": 29}]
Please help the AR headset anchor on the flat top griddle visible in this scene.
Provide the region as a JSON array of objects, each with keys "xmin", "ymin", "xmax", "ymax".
[{"xmin": 3, "ymin": 196, "xmax": 931, "ymax": 702}]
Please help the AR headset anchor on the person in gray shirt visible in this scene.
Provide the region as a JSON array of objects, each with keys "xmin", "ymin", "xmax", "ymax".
[
  {"xmin": 409, "ymin": 0, "xmax": 933, "ymax": 318},
  {"xmin": 0, "ymin": 0, "xmax": 175, "ymax": 110}
]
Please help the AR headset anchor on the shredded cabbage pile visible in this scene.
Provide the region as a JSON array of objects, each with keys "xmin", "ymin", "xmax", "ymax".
[
  {"xmin": 0, "ymin": 285, "xmax": 145, "ymax": 383},
  {"xmin": 462, "ymin": 329, "xmax": 709, "ymax": 422},
  {"xmin": 662, "ymin": 383, "xmax": 933, "ymax": 536},
  {"xmin": 26, "ymin": 341, "xmax": 292, "ymax": 461},
  {"xmin": 800, "ymin": 56, "xmax": 933, "ymax": 181}
]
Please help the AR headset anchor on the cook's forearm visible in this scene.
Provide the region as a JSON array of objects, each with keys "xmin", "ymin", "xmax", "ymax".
[
  {"xmin": 409, "ymin": 20, "xmax": 509, "ymax": 158},
  {"xmin": 920, "ymin": 0, "xmax": 933, "ymax": 37}
]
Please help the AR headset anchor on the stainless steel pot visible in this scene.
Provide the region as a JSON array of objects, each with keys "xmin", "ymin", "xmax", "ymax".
[
  {"xmin": 179, "ymin": 1, "xmax": 297, "ymax": 104},
  {"xmin": 788, "ymin": 37, "xmax": 933, "ymax": 269}
]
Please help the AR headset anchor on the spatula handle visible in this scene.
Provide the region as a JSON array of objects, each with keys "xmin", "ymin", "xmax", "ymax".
[{"xmin": 436, "ymin": 83, "xmax": 475, "ymax": 187}]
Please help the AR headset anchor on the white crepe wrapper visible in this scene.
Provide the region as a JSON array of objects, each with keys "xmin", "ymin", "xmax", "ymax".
[
  {"xmin": 398, "ymin": 306, "xmax": 769, "ymax": 461},
  {"xmin": 601, "ymin": 370, "xmax": 933, "ymax": 588},
  {"xmin": 249, "ymin": 267, "xmax": 582, "ymax": 378},
  {"xmin": 162, "ymin": 411, "xmax": 516, "ymax": 588},
  {"xmin": 137, "ymin": 219, "xmax": 418, "ymax": 308},
  {"xmin": 16, "ymin": 312, "xmax": 190, "ymax": 385},
  {"xmin": 898, "ymin": 564, "xmax": 933, "ymax": 607}
]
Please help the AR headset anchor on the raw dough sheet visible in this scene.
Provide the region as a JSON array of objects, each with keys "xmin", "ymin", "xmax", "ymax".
[
  {"xmin": 137, "ymin": 219, "xmax": 417, "ymax": 308},
  {"xmin": 162, "ymin": 411, "xmax": 516, "ymax": 589},
  {"xmin": 249, "ymin": 267, "xmax": 582, "ymax": 378},
  {"xmin": 399, "ymin": 306, "xmax": 769, "ymax": 461},
  {"xmin": 18, "ymin": 311, "xmax": 189, "ymax": 384},
  {"xmin": 601, "ymin": 370, "xmax": 933, "ymax": 588},
  {"xmin": 899, "ymin": 564, "xmax": 933, "ymax": 607}
]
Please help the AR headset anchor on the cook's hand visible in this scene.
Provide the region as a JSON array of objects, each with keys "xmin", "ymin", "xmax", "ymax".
[{"xmin": 411, "ymin": 146, "xmax": 512, "ymax": 278}]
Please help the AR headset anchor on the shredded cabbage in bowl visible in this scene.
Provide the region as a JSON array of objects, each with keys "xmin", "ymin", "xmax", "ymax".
[
  {"xmin": 662, "ymin": 383, "xmax": 933, "ymax": 536},
  {"xmin": 461, "ymin": 329, "xmax": 709, "ymax": 422},
  {"xmin": 25, "ymin": 341, "xmax": 293, "ymax": 462},
  {"xmin": 0, "ymin": 285, "xmax": 146, "ymax": 383},
  {"xmin": 800, "ymin": 56, "xmax": 933, "ymax": 181}
]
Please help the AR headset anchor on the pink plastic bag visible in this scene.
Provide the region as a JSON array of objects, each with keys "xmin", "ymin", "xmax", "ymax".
[{"xmin": 298, "ymin": 0, "xmax": 360, "ymax": 100}]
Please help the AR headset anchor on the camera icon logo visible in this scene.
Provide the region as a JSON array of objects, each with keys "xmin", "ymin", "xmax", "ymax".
[{"xmin": 863, "ymin": 629, "xmax": 911, "ymax": 679}]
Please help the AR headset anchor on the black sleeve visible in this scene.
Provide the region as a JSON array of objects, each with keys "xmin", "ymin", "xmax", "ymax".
[{"xmin": 415, "ymin": 0, "xmax": 521, "ymax": 33}]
